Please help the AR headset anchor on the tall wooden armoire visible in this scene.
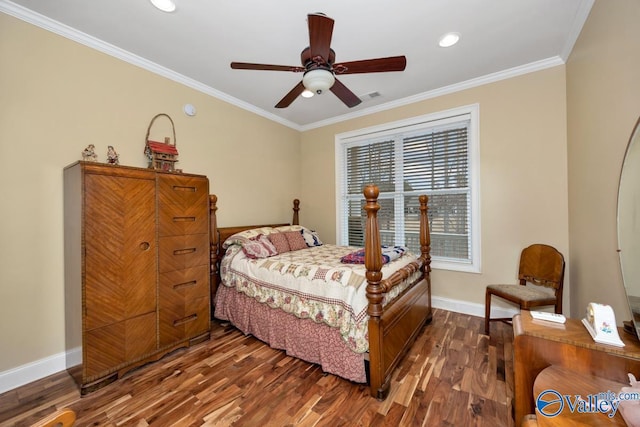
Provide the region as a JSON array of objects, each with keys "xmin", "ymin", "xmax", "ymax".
[{"xmin": 63, "ymin": 161, "xmax": 210, "ymax": 394}]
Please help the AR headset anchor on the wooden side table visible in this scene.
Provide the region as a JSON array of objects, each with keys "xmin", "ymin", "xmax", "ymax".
[{"xmin": 513, "ymin": 310, "xmax": 640, "ymax": 425}]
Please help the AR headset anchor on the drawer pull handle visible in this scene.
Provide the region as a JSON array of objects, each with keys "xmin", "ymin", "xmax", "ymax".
[
  {"xmin": 173, "ymin": 247, "xmax": 196, "ymax": 256},
  {"xmin": 139, "ymin": 242, "xmax": 150, "ymax": 251},
  {"xmin": 173, "ymin": 314, "xmax": 197, "ymax": 326},
  {"xmin": 172, "ymin": 185, "xmax": 196, "ymax": 192},
  {"xmin": 173, "ymin": 216, "xmax": 196, "ymax": 222},
  {"xmin": 173, "ymin": 280, "xmax": 197, "ymax": 290}
]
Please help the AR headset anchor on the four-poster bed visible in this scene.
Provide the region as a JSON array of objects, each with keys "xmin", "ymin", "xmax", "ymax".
[{"xmin": 208, "ymin": 184, "xmax": 432, "ymax": 400}]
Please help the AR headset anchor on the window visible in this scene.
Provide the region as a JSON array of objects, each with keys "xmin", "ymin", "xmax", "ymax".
[{"xmin": 335, "ymin": 104, "xmax": 480, "ymax": 272}]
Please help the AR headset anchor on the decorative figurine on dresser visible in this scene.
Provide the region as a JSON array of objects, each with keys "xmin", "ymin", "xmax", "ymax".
[
  {"xmin": 81, "ymin": 144, "xmax": 97, "ymax": 162},
  {"xmin": 106, "ymin": 145, "xmax": 119, "ymax": 165},
  {"xmin": 63, "ymin": 161, "xmax": 210, "ymax": 394}
]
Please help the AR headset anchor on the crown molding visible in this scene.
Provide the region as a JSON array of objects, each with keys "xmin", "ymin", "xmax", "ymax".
[
  {"xmin": 299, "ymin": 56, "xmax": 565, "ymax": 131},
  {"xmin": 1, "ymin": 0, "xmax": 578, "ymax": 132},
  {"xmin": 559, "ymin": 0, "xmax": 595, "ymax": 62},
  {"xmin": 0, "ymin": 0, "xmax": 300, "ymax": 130}
]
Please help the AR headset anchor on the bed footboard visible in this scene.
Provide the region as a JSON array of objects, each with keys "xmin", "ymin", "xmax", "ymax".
[{"xmin": 364, "ymin": 185, "xmax": 432, "ymax": 400}]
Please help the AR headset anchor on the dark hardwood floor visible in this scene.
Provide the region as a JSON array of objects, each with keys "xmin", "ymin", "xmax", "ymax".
[{"xmin": 0, "ymin": 309, "xmax": 515, "ymax": 426}]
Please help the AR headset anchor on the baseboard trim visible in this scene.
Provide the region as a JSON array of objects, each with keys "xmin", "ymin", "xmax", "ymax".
[
  {"xmin": 1, "ymin": 298, "xmax": 517, "ymax": 394},
  {"xmin": 0, "ymin": 351, "xmax": 65, "ymax": 395},
  {"xmin": 432, "ymin": 295, "xmax": 519, "ymax": 319}
]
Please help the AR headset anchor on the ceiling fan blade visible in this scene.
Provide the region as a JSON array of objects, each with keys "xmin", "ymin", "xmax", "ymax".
[
  {"xmin": 330, "ymin": 78, "xmax": 362, "ymax": 108},
  {"xmin": 231, "ymin": 62, "xmax": 305, "ymax": 72},
  {"xmin": 308, "ymin": 13, "xmax": 334, "ymax": 64},
  {"xmin": 275, "ymin": 81, "xmax": 306, "ymax": 108},
  {"xmin": 333, "ymin": 56, "xmax": 407, "ymax": 74}
]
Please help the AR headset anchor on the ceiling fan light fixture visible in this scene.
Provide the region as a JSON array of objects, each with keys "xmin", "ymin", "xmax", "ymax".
[
  {"xmin": 302, "ymin": 69, "xmax": 335, "ymax": 94},
  {"xmin": 438, "ymin": 32, "xmax": 460, "ymax": 48},
  {"xmin": 301, "ymin": 89, "xmax": 315, "ymax": 98},
  {"xmin": 149, "ymin": 0, "xmax": 176, "ymax": 13}
]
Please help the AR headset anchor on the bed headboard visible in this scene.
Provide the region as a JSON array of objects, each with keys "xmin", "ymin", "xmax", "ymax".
[{"xmin": 208, "ymin": 195, "xmax": 300, "ymax": 311}]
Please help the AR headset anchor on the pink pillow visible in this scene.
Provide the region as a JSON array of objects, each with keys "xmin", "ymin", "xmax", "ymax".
[
  {"xmin": 268, "ymin": 232, "xmax": 291, "ymax": 254},
  {"xmin": 284, "ymin": 231, "xmax": 307, "ymax": 251},
  {"xmin": 242, "ymin": 234, "xmax": 278, "ymax": 259}
]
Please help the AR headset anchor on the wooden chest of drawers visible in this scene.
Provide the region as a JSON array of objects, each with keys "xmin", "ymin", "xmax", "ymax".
[{"xmin": 64, "ymin": 162, "xmax": 210, "ymax": 394}]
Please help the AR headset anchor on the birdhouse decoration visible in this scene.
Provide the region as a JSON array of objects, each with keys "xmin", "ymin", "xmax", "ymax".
[{"xmin": 144, "ymin": 113, "xmax": 179, "ymax": 172}]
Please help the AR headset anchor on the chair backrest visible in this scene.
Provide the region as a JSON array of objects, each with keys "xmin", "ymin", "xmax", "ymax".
[{"xmin": 518, "ymin": 244, "xmax": 565, "ymax": 291}]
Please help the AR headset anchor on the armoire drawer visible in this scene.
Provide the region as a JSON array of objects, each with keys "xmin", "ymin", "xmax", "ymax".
[
  {"xmin": 159, "ymin": 295, "xmax": 210, "ymax": 347},
  {"xmin": 158, "ymin": 204, "xmax": 208, "ymax": 237},
  {"xmin": 158, "ymin": 175, "xmax": 208, "ymax": 237},
  {"xmin": 158, "ymin": 234, "xmax": 208, "ymax": 273},
  {"xmin": 158, "ymin": 174, "xmax": 208, "ymax": 207},
  {"xmin": 159, "ymin": 265, "xmax": 209, "ymax": 302}
]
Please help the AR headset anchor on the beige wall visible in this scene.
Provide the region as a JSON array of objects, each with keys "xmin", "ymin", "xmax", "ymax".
[
  {"xmin": 300, "ymin": 67, "xmax": 570, "ymax": 312},
  {"xmin": 0, "ymin": 14, "xmax": 300, "ymax": 373},
  {"xmin": 566, "ymin": 0, "xmax": 640, "ymax": 319},
  {"xmin": 6, "ymin": 0, "xmax": 634, "ymax": 385}
]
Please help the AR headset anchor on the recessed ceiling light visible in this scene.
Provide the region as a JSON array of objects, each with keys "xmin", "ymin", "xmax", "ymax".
[
  {"xmin": 438, "ymin": 32, "xmax": 460, "ymax": 48},
  {"xmin": 149, "ymin": 0, "xmax": 176, "ymax": 13}
]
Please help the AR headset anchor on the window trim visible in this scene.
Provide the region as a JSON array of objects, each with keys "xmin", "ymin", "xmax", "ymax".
[{"xmin": 334, "ymin": 104, "xmax": 481, "ymax": 273}]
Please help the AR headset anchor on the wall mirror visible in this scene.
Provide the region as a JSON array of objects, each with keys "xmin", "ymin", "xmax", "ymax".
[{"xmin": 618, "ymin": 116, "xmax": 640, "ymax": 338}]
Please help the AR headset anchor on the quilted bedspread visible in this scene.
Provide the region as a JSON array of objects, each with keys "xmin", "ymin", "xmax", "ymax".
[{"xmin": 220, "ymin": 244, "xmax": 423, "ymax": 353}]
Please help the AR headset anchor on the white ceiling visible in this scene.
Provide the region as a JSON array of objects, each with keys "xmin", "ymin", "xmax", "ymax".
[{"xmin": 2, "ymin": 0, "xmax": 594, "ymax": 130}]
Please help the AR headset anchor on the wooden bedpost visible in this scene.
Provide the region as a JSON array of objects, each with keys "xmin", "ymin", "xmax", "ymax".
[
  {"xmin": 293, "ymin": 199, "xmax": 300, "ymax": 226},
  {"xmin": 209, "ymin": 194, "xmax": 219, "ymax": 317},
  {"xmin": 365, "ymin": 189, "xmax": 433, "ymax": 399},
  {"xmin": 419, "ymin": 194, "xmax": 433, "ymax": 323},
  {"xmin": 364, "ymin": 185, "xmax": 383, "ymax": 317},
  {"xmin": 419, "ymin": 195, "xmax": 431, "ymax": 273},
  {"xmin": 364, "ymin": 184, "xmax": 386, "ymax": 399}
]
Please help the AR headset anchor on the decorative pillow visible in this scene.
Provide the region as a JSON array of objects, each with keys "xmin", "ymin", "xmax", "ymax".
[
  {"xmin": 301, "ymin": 228, "xmax": 323, "ymax": 247},
  {"xmin": 241, "ymin": 234, "xmax": 278, "ymax": 259},
  {"xmin": 223, "ymin": 227, "xmax": 276, "ymax": 249},
  {"xmin": 275, "ymin": 225, "xmax": 323, "ymax": 247},
  {"xmin": 284, "ymin": 230, "xmax": 308, "ymax": 251},
  {"xmin": 268, "ymin": 232, "xmax": 291, "ymax": 254},
  {"xmin": 256, "ymin": 234, "xmax": 278, "ymax": 255}
]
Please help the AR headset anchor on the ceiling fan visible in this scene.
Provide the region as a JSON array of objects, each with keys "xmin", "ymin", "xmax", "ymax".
[{"xmin": 230, "ymin": 13, "xmax": 407, "ymax": 109}]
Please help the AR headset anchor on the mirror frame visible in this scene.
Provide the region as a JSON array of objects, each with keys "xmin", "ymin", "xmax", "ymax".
[{"xmin": 617, "ymin": 115, "xmax": 640, "ymax": 339}]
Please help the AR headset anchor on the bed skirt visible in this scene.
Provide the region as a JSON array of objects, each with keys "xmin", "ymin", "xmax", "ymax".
[{"xmin": 214, "ymin": 285, "xmax": 367, "ymax": 383}]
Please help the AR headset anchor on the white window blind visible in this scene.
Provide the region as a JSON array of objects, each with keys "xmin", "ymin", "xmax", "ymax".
[{"xmin": 336, "ymin": 106, "xmax": 480, "ymax": 272}]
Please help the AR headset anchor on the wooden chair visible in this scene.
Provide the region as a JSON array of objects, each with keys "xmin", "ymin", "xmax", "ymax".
[
  {"xmin": 31, "ymin": 408, "xmax": 76, "ymax": 427},
  {"xmin": 484, "ymin": 244, "xmax": 565, "ymax": 335}
]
